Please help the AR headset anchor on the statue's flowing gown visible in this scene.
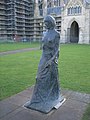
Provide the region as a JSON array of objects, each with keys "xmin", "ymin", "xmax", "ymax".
[{"xmin": 26, "ymin": 29, "xmax": 63, "ymax": 113}]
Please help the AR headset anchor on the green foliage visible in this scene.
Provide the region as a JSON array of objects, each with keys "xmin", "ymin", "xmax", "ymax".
[{"xmin": 0, "ymin": 44, "xmax": 90, "ymax": 100}]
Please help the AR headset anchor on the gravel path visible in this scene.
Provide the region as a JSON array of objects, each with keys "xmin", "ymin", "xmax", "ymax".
[{"xmin": 0, "ymin": 47, "xmax": 40, "ymax": 56}]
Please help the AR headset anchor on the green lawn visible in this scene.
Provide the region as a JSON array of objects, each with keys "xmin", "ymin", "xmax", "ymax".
[
  {"xmin": 82, "ymin": 104, "xmax": 90, "ymax": 120},
  {"xmin": 59, "ymin": 44, "xmax": 90, "ymax": 93},
  {"xmin": 0, "ymin": 44, "xmax": 90, "ymax": 101},
  {"xmin": 0, "ymin": 42, "xmax": 40, "ymax": 52},
  {"xmin": 0, "ymin": 50, "xmax": 40, "ymax": 100}
]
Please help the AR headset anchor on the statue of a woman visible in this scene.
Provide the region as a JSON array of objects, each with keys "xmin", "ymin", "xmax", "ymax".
[{"xmin": 25, "ymin": 15, "xmax": 64, "ymax": 113}]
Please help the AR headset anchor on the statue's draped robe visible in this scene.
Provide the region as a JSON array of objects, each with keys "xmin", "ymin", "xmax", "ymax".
[{"xmin": 26, "ymin": 29, "xmax": 63, "ymax": 113}]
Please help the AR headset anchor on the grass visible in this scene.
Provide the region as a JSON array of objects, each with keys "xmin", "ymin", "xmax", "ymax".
[
  {"xmin": 0, "ymin": 50, "xmax": 41, "ymax": 100},
  {"xmin": 0, "ymin": 44, "xmax": 90, "ymax": 101},
  {"xmin": 82, "ymin": 104, "xmax": 90, "ymax": 120},
  {"xmin": 0, "ymin": 42, "xmax": 40, "ymax": 52},
  {"xmin": 59, "ymin": 44, "xmax": 90, "ymax": 93}
]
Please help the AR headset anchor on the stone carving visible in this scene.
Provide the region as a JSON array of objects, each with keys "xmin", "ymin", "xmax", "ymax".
[
  {"xmin": 25, "ymin": 15, "xmax": 64, "ymax": 113},
  {"xmin": 67, "ymin": 0, "xmax": 82, "ymax": 7}
]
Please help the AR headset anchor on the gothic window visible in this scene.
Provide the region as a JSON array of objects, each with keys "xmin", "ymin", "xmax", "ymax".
[
  {"xmin": 54, "ymin": 0, "xmax": 57, "ymax": 6},
  {"xmin": 74, "ymin": 7, "xmax": 77, "ymax": 13},
  {"xmin": 76, "ymin": 6, "xmax": 78, "ymax": 13},
  {"xmin": 71, "ymin": 7, "xmax": 73, "ymax": 14},
  {"xmin": 67, "ymin": 6, "xmax": 82, "ymax": 15},
  {"xmin": 38, "ymin": 0, "xmax": 43, "ymax": 9},
  {"xmin": 54, "ymin": 0, "xmax": 60, "ymax": 6},
  {"xmin": 78, "ymin": 6, "xmax": 82, "ymax": 13},
  {"xmin": 68, "ymin": 8, "xmax": 70, "ymax": 14},
  {"xmin": 47, "ymin": 2, "xmax": 51, "ymax": 8}
]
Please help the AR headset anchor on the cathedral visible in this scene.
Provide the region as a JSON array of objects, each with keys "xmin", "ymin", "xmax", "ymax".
[
  {"xmin": 37, "ymin": 0, "xmax": 90, "ymax": 44},
  {"xmin": 0, "ymin": 0, "xmax": 90, "ymax": 44},
  {"xmin": 61, "ymin": 0, "xmax": 90, "ymax": 44}
]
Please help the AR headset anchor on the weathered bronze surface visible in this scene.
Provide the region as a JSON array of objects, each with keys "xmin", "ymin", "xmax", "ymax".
[{"xmin": 25, "ymin": 15, "xmax": 64, "ymax": 113}]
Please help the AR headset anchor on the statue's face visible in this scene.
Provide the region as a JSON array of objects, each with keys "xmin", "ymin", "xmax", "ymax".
[
  {"xmin": 44, "ymin": 15, "xmax": 56, "ymax": 30},
  {"xmin": 44, "ymin": 21, "xmax": 50, "ymax": 29}
]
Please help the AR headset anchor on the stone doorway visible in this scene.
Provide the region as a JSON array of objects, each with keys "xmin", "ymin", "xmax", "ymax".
[{"xmin": 70, "ymin": 21, "xmax": 79, "ymax": 43}]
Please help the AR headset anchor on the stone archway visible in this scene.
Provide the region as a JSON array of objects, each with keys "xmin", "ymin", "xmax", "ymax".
[{"xmin": 70, "ymin": 21, "xmax": 79, "ymax": 43}]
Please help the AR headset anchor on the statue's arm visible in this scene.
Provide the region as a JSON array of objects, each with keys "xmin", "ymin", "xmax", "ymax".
[{"xmin": 51, "ymin": 33, "xmax": 60, "ymax": 60}]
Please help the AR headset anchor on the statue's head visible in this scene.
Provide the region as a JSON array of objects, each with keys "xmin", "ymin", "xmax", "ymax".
[{"xmin": 44, "ymin": 15, "xmax": 56, "ymax": 30}]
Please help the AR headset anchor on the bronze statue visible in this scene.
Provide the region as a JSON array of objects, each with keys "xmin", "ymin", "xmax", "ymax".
[{"xmin": 25, "ymin": 15, "xmax": 64, "ymax": 113}]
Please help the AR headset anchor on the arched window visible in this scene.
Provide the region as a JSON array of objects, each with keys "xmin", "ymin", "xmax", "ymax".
[
  {"xmin": 76, "ymin": 6, "xmax": 78, "ymax": 13},
  {"xmin": 74, "ymin": 7, "xmax": 77, "ymax": 13},
  {"xmin": 47, "ymin": 1, "xmax": 51, "ymax": 8},
  {"xmin": 54, "ymin": 0, "xmax": 57, "ymax": 6},
  {"xmin": 78, "ymin": 6, "xmax": 82, "ymax": 13},
  {"xmin": 71, "ymin": 7, "xmax": 73, "ymax": 14},
  {"xmin": 67, "ymin": 6, "xmax": 82, "ymax": 15},
  {"xmin": 68, "ymin": 8, "xmax": 70, "ymax": 14}
]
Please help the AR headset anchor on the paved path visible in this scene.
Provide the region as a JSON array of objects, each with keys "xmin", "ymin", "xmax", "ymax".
[
  {"xmin": 0, "ymin": 86, "xmax": 90, "ymax": 120},
  {"xmin": 0, "ymin": 48, "xmax": 40, "ymax": 56}
]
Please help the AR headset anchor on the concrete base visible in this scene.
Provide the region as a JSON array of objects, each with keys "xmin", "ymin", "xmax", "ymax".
[
  {"xmin": 0, "ymin": 86, "xmax": 90, "ymax": 120},
  {"xmin": 54, "ymin": 98, "xmax": 66, "ymax": 109},
  {"xmin": 24, "ymin": 97, "xmax": 66, "ymax": 114}
]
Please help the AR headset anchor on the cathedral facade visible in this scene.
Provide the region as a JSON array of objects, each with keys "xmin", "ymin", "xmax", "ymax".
[
  {"xmin": 0, "ymin": 0, "xmax": 90, "ymax": 44},
  {"xmin": 37, "ymin": 0, "xmax": 90, "ymax": 44},
  {"xmin": 61, "ymin": 0, "xmax": 90, "ymax": 44}
]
